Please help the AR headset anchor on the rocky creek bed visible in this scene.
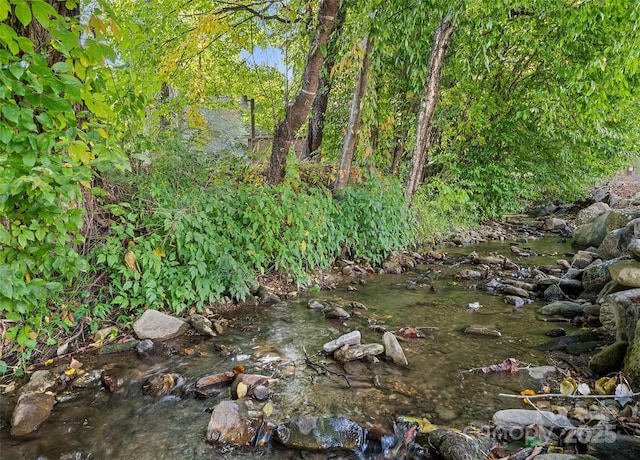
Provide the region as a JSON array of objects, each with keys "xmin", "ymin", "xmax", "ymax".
[{"xmin": 3, "ymin": 184, "xmax": 640, "ymax": 459}]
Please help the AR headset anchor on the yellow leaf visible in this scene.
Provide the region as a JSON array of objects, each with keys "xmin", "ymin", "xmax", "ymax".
[
  {"xmin": 79, "ymin": 180, "xmax": 91, "ymax": 189},
  {"xmin": 236, "ymin": 381, "xmax": 247, "ymax": 399},
  {"xmin": 124, "ymin": 250, "xmax": 139, "ymax": 272},
  {"xmin": 300, "ymin": 241, "xmax": 306, "ymax": 252},
  {"xmin": 262, "ymin": 401, "xmax": 273, "ymax": 417},
  {"xmin": 64, "ymin": 368, "xmax": 76, "ymax": 376},
  {"xmin": 44, "ymin": 359, "xmax": 54, "ymax": 366},
  {"xmin": 560, "ymin": 378, "xmax": 577, "ymax": 396},
  {"xmin": 27, "ymin": 329, "xmax": 37, "ymax": 340},
  {"xmin": 97, "ymin": 128, "xmax": 108, "ymax": 139},
  {"xmin": 520, "ymin": 389, "xmax": 536, "ymax": 396},
  {"xmin": 152, "ymin": 247, "xmax": 166, "ymax": 258}
]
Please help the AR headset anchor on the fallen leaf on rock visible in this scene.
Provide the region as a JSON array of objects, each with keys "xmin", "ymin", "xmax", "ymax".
[
  {"xmin": 263, "ymin": 401, "xmax": 273, "ymax": 417},
  {"xmin": 236, "ymin": 381, "xmax": 248, "ymax": 399},
  {"xmin": 560, "ymin": 377, "xmax": 577, "ymax": 396}
]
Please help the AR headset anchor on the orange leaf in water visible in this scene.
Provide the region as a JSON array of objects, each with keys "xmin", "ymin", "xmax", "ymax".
[{"xmin": 520, "ymin": 389, "xmax": 536, "ymax": 396}]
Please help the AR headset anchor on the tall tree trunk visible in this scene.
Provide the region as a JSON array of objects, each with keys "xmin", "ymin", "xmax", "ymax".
[
  {"xmin": 267, "ymin": 0, "xmax": 341, "ymax": 185},
  {"xmin": 300, "ymin": 3, "xmax": 347, "ymax": 161},
  {"xmin": 405, "ymin": 12, "xmax": 455, "ymax": 200},
  {"xmin": 389, "ymin": 94, "xmax": 420, "ymax": 175},
  {"xmin": 334, "ymin": 34, "xmax": 373, "ymax": 195}
]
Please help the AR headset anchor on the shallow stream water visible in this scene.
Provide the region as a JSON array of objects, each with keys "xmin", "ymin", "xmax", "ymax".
[{"xmin": 1, "ymin": 235, "xmax": 577, "ymax": 459}]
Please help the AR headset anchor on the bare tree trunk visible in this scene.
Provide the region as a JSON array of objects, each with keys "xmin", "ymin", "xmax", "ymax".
[
  {"xmin": 405, "ymin": 12, "xmax": 455, "ymax": 200},
  {"xmin": 267, "ymin": 0, "xmax": 341, "ymax": 185},
  {"xmin": 333, "ymin": 34, "xmax": 373, "ymax": 195},
  {"xmin": 300, "ymin": 3, "xmax": 347, "ymax": 161}
]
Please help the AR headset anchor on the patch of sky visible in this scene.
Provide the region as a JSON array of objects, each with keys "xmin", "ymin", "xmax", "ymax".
[{"xmin": 241, "ymin": 46, "xmax": 289, "ymax": 76}]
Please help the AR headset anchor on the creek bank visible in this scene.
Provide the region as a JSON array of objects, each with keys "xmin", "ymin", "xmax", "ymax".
[{"xmin": 4, "ymin": 181, "xmax": 640, "ymax": 458}]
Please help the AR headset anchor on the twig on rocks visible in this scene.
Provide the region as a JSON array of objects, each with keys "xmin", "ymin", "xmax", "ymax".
[{"xmin": 302, "ymin": 345, "xmax": 352, "ymax": 388}]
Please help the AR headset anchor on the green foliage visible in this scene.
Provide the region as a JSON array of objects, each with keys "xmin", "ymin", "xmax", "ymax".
[
  {"xmin": 90, "ymin": 151, "xmax": 415, "ymax": 314},
  {"xmin": 0, "ymin": 2, "xmax": 127, "ymax": 374}
]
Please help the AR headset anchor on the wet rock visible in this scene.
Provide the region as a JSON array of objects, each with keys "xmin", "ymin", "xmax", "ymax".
[
  {"xmin": 307, "ymin": 300, "xmax": 325, "ymax": 310},
  {"xmin": 323, "ymin": 330, "xmax": 361, "ymax": 353},
  {"xmin": 543, "ymin": 218, "xmax": 568, "ymax": 231},
  {"xmin": 101, "ymin": 369, "xmax": 123, "ymax": 393},
  {"xmin": 18, "ymin": 370, "xmax": 57, "ymax": 395},
  {"xmin": 388, "ymin": 251, "xmax": 416, "ymax": 269},
  {"xmin": 143, "ymin": 373, "xmax": 180, "ymax": 398},
  {"xmin": 10, "ymin": 392, "xmax": 56, "ymax": 437},
  {"xmin": 502, "ymin": 285, "xmax": 530, "ymax": 298},
  {"xmin": 98, "ymin": 339, "xmax": 140, "ymax": 354},
  {"xmin": 543, "ymin": 284, "xmax": 564, "ymax": 301},
  {"xmin": 275, "ymin": 416, "xmax": 365, "ymax": 450},
  {"xmin": 476, "ymin": 255, "xmax": 504, "ymax": 265},
  {"xmin": 589, "ymin": 341, "xmax": 628, "ymax": 375},
  {"xmin": 537, "ymin": 301, "xmax": 584, "ymax": 318},
  {"xmin": 132, "ymin": 309, "xmax": 190, "ymax": 340},
  {"xmin": 526, "ymin": 365, "xmax": 557, "ymax": 381},
  {"xmin": 230, "ymin": 373, "xmax": 273, "ymax": 400},
  {"xmin": 537, "ymin": 331, "xmax": 599, "ymax": 351},
  {"xmin": 324, "ymin": 307, "xmax": 350, "ymax": 320},
  {"xmin": 189, "ymin": 314, "xmax": 216, "ymax": 337},
  {"xmin": 425, "ymin": 427, "xmax": 490, "ymax": 460},
  {"xmin": 251, "ymin": 385, "xmax": 271, "ymax": 401},
  {"xmin": 206, "ymin": 399, "xmax": 257, "ymax": 446},
  {"xmin": 545, "ymin": 328, "xmax": 566, "ymax": 337},
  {"xmin": 504, "ymin": 295, "xmax": 525, "ymax": 307},
  {"xmin": 609, "ymin": 260, "xmax": 640, "ymax": 287},
  {"xmin": 492, "ymin": 409, "xmax": 573, "ymax": 429},
  {"xmin": 465, "ymin": 302, "xmax": 482, "ymax": 312},
  {"xmin": 382, "ymin": 260, "xmax": 403, "ymax": 274},
  {"xmin": 628, "ymin": 238, "xmax": 640, "ymax": 261},
  {"xmin": 565, "ymin": 341, "xmax": 599, "ymax": 355},
  {"xmin": 464, "ymin": 325, "xmax": 501, "ymax": 338},
  {"xmin": 587, "ymin": 433, "xmax": 640, "ymax": 460},
  {"xmin": 503, "ymin": 279, "xmax": 537, "ymax": 292},
  {"xmin": 456, "ymin": 269, "xmax": 484, "ymax": 280},
  {"xmin": 196, "ymin": 370, "xmax": 236, "ymax": 389},
  {"xmin": 257, "ymin": 285, "xmax": 281, "ymax": 304},
  {"xmin": 382, "ymin": 332, "xmax": 408, "ymax": 366},
  {"xmin": 136, "ymin": 339, "xmax": 155, "ymax": 357},
  {"xmin": 333, "ymin": 343, "xmax": 384, "ymax": 362},
  {"xmin": 72, "ymin": 369, "xmax": 103, "ymax": 388}
]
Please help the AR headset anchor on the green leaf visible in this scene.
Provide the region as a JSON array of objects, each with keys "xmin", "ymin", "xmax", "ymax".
[
  {"xmin": 23, "ymin": 151, "xmax": 36, "ymax": 167},
  {"xmin": 1, "ymin": 104, "xmax": 19, "ymax": 123},
  {"xmin": 14, "ymin": 1, "xmax": 32, "ymax": 27},
  {"xmin": 0, "ymin": 123, "xmax": 11, "ymax": 143},
  {"xmin": 0, "ymin": 360, "xmax": 7, "ymax": 374},
  {"xmin": 16, "ymin": 37, "xmax": 34, "ymax": 53},
  {"xmin": 0, "ymin": 0, "xmax": 9, "ymax": 21},
  {"xmin": 52, "ymin": 61, "xmax": 71, "ymax": 73},
  {"xmin": 31, "ymin": 0, "xmax": 57, "ymax": 27}
]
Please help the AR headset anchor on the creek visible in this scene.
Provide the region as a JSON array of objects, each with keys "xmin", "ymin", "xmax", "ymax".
[{"xmin": 1, "ymin": 235, "xmax": 577, "ymax": 459}]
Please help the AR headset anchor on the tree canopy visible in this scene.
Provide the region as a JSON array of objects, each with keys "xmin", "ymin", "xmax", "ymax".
[{"xmin": 1, "ymin": 0, "xmax": 639, "ymax": 373}]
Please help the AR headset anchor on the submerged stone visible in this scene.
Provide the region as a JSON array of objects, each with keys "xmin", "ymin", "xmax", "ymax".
[
  {"xmin": 275, "ymin": 416, "xmax": 365, "ymax": 450},
  {"xmin": 206, "ymin": 400, "xmax": 257, "ymax": 446},
  {"xmin": 11, "ymin": 392, "xmax": 56, "ymax": 437}
]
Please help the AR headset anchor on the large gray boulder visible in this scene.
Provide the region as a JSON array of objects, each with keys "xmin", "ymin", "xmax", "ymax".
[
  {"xmin": 598, "ymin": 227, "xmax": 633, "ymax": 260},
  {"xmin": 537, "ymin": 301, "xmax": 584, "ymax": 318},
  {"xmin": 609, "ymin": 260, "xmax": 640, "ymax": 288},
  {"xmin": 605, "ymin": 207, "xmax": 640, "ymax": 233},
  {"xmin": 132, "ymin": 309, "xmax": 190, "ymax": 340},
  {"xmin": 206, "ymin": 400, "xmax": 257, "ymax": 446},
  {"xmin": 600, "ymin": 288, "xmax": 640, "ymax": 342},
  {"xmin": 576, "ymin": 202, "xmax": 610, "ymax": 226},
  {"xmin": 10, "ymin": 393, "xmax": 56, "ymax": 437},
  {"xmin": 624, "ymin": 320, "xmax": 640, "ymax": 388},
  {"xmin": 492, "ymin": 409, "xmax": 573, "ymax": 428},
  {"xmin": 573, "ymin": 212, "xmax": 609, "ymax": 248}
]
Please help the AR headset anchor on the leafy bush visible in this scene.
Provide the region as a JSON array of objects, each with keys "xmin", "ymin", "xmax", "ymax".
[
  {"xmin": 0, "ymin": 3, "xmax": 127, "ymax": 374},
  {"xmin": 89, "ymin": 165, "xmax": 415, "ymax": 315}
]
